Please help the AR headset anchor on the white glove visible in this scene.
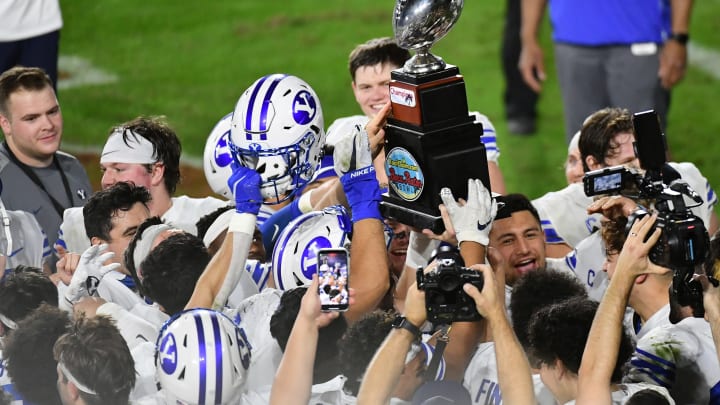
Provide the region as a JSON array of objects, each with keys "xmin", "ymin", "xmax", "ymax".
[
  {"xmin": 62, "ymin": 243, "xmax": 121, "ymax": 308},
  {"xmin": 333, "ymin": 124, "xmax": 374, "ymax": 176},
  {"xmin": 440, "ymin": 179, "xmax": 497, "ymax": 246}
]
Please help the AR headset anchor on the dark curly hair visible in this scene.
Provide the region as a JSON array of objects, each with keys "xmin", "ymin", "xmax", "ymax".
[
  {"xmin": 195, "ymin": 204, "xmax": 234, "ymax": 242},
  {"xmin": 4, "ymin": 304, "xmax": 71, "ymax": 405},
  {"xmin": 83, "ymin": 182, "xmax": 151, "ymax": 242},
  {"xmin": 140, "ymin": 232, "xmax": 210, "ymax": 315},
  {"xmin": 528, "ymin": 297, "xmax": 633, "ymax": 383},
  {"xmin": 337, "ymin": 309, "xmax": 396, "ymax": 395},
  {"xmin": 0, "ymin": 266, "xmax": 57, "ymax": 331},
  {"xmin": 510, "ymin": 270, "xmax": 588, "ymax": 349},
  {"xmin": 601, "ymin": 216, "xmax": 630, "ymax": 256}
]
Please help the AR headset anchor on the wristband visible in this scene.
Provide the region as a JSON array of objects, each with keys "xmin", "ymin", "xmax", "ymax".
[
  {"xmin": 669, "ymin": 32, "xmax": 689, "ymax": 45},
  {"xmin": 340, "ymin": 166, "xmax": 382, "ymax": 222},
  {"xmin": 298, "ymin": 189, "xmax": 315, "ymax": 214},
  {"xmin": 228, "ymin": 213, "xmax": 256, "ymax": 235}
]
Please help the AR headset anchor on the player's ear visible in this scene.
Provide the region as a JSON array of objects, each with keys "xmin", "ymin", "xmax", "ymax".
[
  {"xmin": 0, "ymin": 113, "xmax": 11, "ymax": 135},
  {"xmin": 585, "ymin": 155, "xmax": 603, "ymax": 171},
  {"xmin": 150, "ymin": 162, "xmax": 165, "ymax": 188},
  {"xmin": 90, "ymin": 236, "xmax": 104, "ymax": 246}
]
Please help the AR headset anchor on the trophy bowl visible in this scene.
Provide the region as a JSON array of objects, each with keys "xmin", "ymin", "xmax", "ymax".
[{"xmin": 393, "ymin": 0, "xmax": 463, "ymax": 74}]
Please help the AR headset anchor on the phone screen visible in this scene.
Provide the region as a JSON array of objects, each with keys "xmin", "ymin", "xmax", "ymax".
[{"xmin": 317, "ymin": 248, "xmax": 350, "ymax": 311}]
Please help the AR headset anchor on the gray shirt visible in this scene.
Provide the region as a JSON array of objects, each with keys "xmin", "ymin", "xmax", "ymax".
[{"xmin": 0, "ymin": 142, "xmax": 92, "ymax": 248}]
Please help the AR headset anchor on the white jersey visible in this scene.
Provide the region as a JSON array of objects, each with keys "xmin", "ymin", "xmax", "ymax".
[
  {"xmin": 57, "ymin": 195, "xmax": 227, "ymax": 255},
  {"xmin": 532, "ymin": 183, "xmax": 601, "ymax": 248},
  {"xmin": 0, "ymin": 0, "xmax": 62, "ymax": 41},
  {"xmin": 670, "ymin": 161, "xmax": 717, "ymax": 229},
  {"xmin": 635, "ymin": 304, "xmax": 671, "ymax": 341},
  {"xmin": 0, "ymin": 348, "xmax": 26, "ymax": 405},
  {"xmin": 626, "ymin": 316, "xmax": 720, "ymax": 404},
  {"xmin": 463, "ymin": 342, "xmax": 556, "ymax": 405},
  {"xmin": 162, "ymin": 195, "xmax": 227, "ymax": 235},
  {"xmin": 470, "ymin": 111, "xmax": 501, "ymax": 164},
  {"xmin": 223, "ymin": 288, "xmax": 284, "ymax": 390},
  {"xmin": 564, "ymin": 382, "xmax": 675, "ymax": 404},
  {"xmin": 99, "ymin": 272, "xmax": 148, "ymax": 309},
  {"xmin": 2, "ymin": 209, "xmax": 49, "ymax": 272},
  {"xmin": 552, "ymin": 232, "xmax": 609, "ymax": 302}
]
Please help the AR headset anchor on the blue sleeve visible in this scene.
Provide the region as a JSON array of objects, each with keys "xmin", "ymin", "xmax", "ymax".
[
  {"xmin": 259, "ymin": 199, "xmax": 303, "ymax": 256},
  {"xmin": 710, "ymin": 380, "xmax": 720, "ymax": 405}
]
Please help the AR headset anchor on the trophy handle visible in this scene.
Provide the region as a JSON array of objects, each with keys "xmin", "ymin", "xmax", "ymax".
[{"xmin": 403, "ymin": 46, "xmax": 446, "ymax": 74}]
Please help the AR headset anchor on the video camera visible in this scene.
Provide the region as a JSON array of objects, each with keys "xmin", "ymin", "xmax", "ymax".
[
  {"xmin": 416, "ymin": 245, "xmax": 483, "ymax": 324},
  {"xmin": 582, "ymin": 110, "xmax": 712, "ymax": 315}
]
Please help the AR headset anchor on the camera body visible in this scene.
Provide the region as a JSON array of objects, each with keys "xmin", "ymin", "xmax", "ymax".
[
  {"xmin": 416, "ymin": 246, "xmax": 483, "ymax": 324},
  {"xmin": 583, "ymin": 110, "xmax": 711, "ymax": 316},
  {"xmin": 627, "ymin": 205, "xmax": 709, "ymax": 270},
  {"xmin": 582, "ymin": 110, "xmax": 709, "ymax": 273}
]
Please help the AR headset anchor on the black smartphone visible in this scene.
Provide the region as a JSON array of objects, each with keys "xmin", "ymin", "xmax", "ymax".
[{"xmin": 317, "ymin": 248, "xmax": 350, "ymax": 311}]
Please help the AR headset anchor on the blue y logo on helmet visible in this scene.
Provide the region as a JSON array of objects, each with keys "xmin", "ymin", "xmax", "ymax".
[
  {"xmin": 214, "ymin": 131, "xmax": 233, "ymax": 168},
  {"xmin": 300, "ymin": 237, "xmax": 332, "ymax": 279},
  {"xmin": 159, "ymin": 333, "xmax": 178, "ymax": 374},
  {"xmin": 292, "ymin": 90, "xmax": 317, "ymax": 125}
]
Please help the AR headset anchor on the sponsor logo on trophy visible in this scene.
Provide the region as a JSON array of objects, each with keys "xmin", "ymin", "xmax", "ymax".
[{"xmin": 380, "ymin": 0, "xmax": 490, "ymax": 233}]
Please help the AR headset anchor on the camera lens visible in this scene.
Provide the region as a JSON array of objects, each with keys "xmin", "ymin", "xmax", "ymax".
[{"xmin": 439, "ymin": 273, "xmax": 461, "ymax": 292}]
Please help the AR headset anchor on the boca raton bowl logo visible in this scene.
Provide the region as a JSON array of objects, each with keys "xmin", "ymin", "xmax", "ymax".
[{"xmin": 386, "ymin": 147, "xmax": 424, "ymax": 201}]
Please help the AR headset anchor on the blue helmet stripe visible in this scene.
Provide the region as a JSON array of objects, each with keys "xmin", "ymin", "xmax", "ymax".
[
  {"xmin": 210, "ymin": 313, "xmax": 223, "ymax": 405},
  {"xmin": 244, "ymin": 74, "xmax": 288, "ymax": 141},
  {"xmin": 258, "ymin": 74, "xmax": 288, "ymax": 138},
  {"xmin": 194, "ymin": 313, "xmax": 207, "ymax": 405},
  {"xmin": 244, "ymin": 75, "xmax": 271, "ymax": 140}
]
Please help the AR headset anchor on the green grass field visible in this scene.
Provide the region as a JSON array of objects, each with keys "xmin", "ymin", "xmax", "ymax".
[{"xmin": 59, "ymin": 0, "xmax": 720, "ymax": 199}]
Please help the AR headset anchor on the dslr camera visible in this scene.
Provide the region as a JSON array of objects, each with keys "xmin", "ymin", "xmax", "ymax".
[
  {"xmin": 583, "ymin": 110, "xmax": 712, "ymax": 315},
  {"xmin": 416, "ymin": 246, "xmax": 483, "ymax": 324}
]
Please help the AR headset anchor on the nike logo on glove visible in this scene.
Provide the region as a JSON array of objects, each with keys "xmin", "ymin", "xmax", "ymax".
[{"xmin": 477, "ymin": 219, "xmax": 492, "ymax": 231}]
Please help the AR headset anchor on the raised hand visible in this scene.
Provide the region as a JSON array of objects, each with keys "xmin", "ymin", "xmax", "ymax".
[
  {"xmin": 228, "ymin": 162, "xmax": 262, "ymax": 215},
  {"xmin": 63, "ymin": 244, "xmax": 120, "ymax": 307},
  {"xmin": 439, "ymin": 179, "xmax": 497, "ymax": 246}
]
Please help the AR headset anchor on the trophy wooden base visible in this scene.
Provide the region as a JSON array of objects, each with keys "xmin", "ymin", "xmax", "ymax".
[{"xmin": 389, "ymin": 65, "xmax": 469, "ymax": 130}]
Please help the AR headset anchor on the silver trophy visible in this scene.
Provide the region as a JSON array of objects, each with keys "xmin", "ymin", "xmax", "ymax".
[{"xmin": 393, "ymin": 0, "xmax": 464, "ymax": 74}]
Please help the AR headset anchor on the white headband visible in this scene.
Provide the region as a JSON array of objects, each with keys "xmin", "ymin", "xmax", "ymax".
[
  {"xmin": 100, "ymin": 128, "xmax": 157, "ymax": 164},
  {"xmin": 0, "ymin": 312, "xmax": 17, "ymax": 330},
  {"xmin": 132, "ymin": 224, "xmax": 173, "ymax": 274},
  {"xmin": 58, "ymin": 359, "xmax": 97, "ymax": 395},
  {"xmin": 202, "ymin": 209, "xmax": 234, "ymax": 248},
  {"xmin": 568, "ymin": 130, "xmax": 581, "ymax": 155}
]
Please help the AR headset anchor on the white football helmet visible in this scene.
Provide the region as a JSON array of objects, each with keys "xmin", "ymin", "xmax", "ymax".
[
  {"xmin": 203, "ymin": 112, "xmax": 234, "ymax": 199},
  {"xmin": 229, "ymin": 74, "xmax": 326, "ymax": 204},
  {"xmin": 272, "ymin": 205, "xmax": 352, "ymax": 290},
  {"xmin": 156, "ymin": 308, "xmax": 252, "ymax": 405}
]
